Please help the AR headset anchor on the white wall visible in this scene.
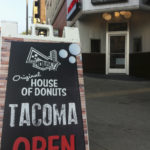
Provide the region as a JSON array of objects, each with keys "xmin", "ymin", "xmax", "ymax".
[
  {"xmin": 0, "ymin": 21, "xmax": 18, "ymax": 64},
  {"xmin": 76, "ymin": 14, "xmax": 106, "ymax": 53},
  {"xmin": 1, "ymin": 21, "xmax": 18, "ymax": 37},
  {"xmin": 130, "ymin": 11, "xmax": 150, "ymax": 52},
  {"xmin": 76, "ymin": 11, "xmax": 150, "ymax": 54},
  {"xmin": 0, "ymin": 22, "xmax": 18, "ymax": 62}
]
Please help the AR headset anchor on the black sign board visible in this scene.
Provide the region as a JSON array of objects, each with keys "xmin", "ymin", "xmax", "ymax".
[
  {"xmin": 1, "ymin": 42, "xmax": 86, "ymax": 150},
  {"xmin": 91, "ymin": 0, "xmax": 128, "ymax": 5}
]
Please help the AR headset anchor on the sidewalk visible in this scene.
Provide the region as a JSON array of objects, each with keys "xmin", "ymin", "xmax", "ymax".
[{"xmin": 84, "ymin": 74, "xmax": 150, "ymax": 150}]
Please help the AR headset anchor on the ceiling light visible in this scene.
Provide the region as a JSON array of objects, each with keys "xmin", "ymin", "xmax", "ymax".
[
  {"xmin": 123, "ymin": 11, "xmax": 132, "ymax": 19},
  {"xmin": 120, "ymin": 11, "xmax": 127, "ymax": 15},
  {"xmin": 102, "ymin": 13, "xmax": 112, "ymax": 21},
  {"xmin": 120, "ymin": 11, "xmax": 132, "ymax": 19},
  {"xmin": 114, "ymin": 12, "xmax": 120, "ymax": 18}
]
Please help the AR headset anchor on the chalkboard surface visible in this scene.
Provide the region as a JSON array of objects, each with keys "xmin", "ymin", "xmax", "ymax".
[{"xmin": 1, "ymin": 42, "xmax": 85, "ymax": 150}]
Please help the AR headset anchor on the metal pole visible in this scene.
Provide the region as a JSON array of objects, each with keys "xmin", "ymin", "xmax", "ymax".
[{"xmin": 26, "ymin": 0, "xmax": 28, "ymax": 35}]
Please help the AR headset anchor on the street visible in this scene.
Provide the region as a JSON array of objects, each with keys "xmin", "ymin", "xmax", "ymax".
[{"xmin": 84, "ymin": 74, "xmax": 150, "ymax": 150}]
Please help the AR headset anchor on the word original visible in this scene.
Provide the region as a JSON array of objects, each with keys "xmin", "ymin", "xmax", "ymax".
[{"xmin": 13, "ymin": 72, "xmax": 41, "ymax": 82}]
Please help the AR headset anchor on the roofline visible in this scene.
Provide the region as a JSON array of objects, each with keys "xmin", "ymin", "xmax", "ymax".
[
  {"xmin": 82, "ymin": 5, "xmax": 140, "ymax": 15},
  {"xmin": 68, "ymin": 5, "xmax": 142, "ymax": 26},
  {"xmin": 1, "ymin": 20, "xmax": 18, "ymax": 24}
]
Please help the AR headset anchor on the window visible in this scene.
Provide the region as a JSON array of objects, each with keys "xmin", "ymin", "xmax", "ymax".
[
  {"xmin": 35, "ymin": 1, "xmax": 39, "ymax": 6},
  {"xmin": 133, "ymin": 37, "xmax": 142, "ymax": 52},
  {"xmin": 36, "ymin": 28, "xmax": 48, "ymax": 37},
  {"xmin": 35, "ymin": 14, "xmax": 40, "ymax": 18},
  {"xmin": 91, "ymin": 0, "xmax": 128, "ymax": 5},
  {"xmin": 108, "ymin": 23, "xmax": 128, "ymax": 31},
  {"xmin": 91, "ymin": 39, "xmax": 101, "ymax": 53}
]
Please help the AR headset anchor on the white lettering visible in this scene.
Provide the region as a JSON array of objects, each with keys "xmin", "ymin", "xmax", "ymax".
[
  {"xmin": 9, "ymin": 104, "xmax": 18, "ymax": 127},
  {"xmin": 53, "ymin": 104, "xmax": 66, "ymax": 126},
  {"xmin": 12, "ymin": 72, "xmax": 41, "ymax": 82},
  {"xmin": 68, "ymin": 103, "xmax": 78, "ymax": 125},
  {"xmin": 9, "ymin": 103, "xmax": 78, "ymax": 127},
  {"xmin": 19, "ymin": 103, "xmax": 31, "ymax": 126},
  {"xmin": 32, "ymin": 103, "xmax": 42, "ymax": 127},
  {"xmin": 43, "ymin": 104, "xmax": 52, "ymax": 126}
]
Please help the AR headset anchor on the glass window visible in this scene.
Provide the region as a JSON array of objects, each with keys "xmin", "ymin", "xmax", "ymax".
[
  {"xmin": 110, "ymin": 36, "xmax": 125, "ymax": 69},
  {"xmin": 108, "ymin": 23, "xmax": 128, "ymax": 31},
  {"xmin": 35, "ymin": 1, "xmax": 39, "ymax": 6}
]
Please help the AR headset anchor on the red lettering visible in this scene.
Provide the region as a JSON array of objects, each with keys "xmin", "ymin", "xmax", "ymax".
[
  {"xmin": 32, "ymin": 136, "xmax": 46, "ymax": 150},
  {"xmin": 13, "ymin": 135, "xmax": 75, "ymax": 150},
  {"xmin": 48, "ymin": 136, "xmax": 59, "ymax": 150},
  {"xmin": 13, "ymin": 137, "xmax": 30, "ymax": 150},
  {"xmin": 61, "ymin": 135, "xmax": 75, "ymax": 150}
]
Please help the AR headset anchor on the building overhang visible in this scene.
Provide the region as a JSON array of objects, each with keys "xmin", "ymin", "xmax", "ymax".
[
  {"xmin": 82, "ymin": 5, "xmax": 140, "ymax": 14},
  {"xmin": 68, "ymin": 3, "xmax": 150, "ymax": 26}
]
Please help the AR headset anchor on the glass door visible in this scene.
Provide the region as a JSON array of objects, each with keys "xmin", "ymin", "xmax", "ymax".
[{"xmin": 108, "ymin": 34, "xmax": 127, "ymax": 73}]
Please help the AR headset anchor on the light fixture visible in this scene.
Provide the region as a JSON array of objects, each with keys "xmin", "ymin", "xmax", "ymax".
[
  {"xmin": 120, "ymin": 11, "xmax": 127, "ymax": 15},
  {"xmin": 114, "ymin": 12, "xmax": 120, "ymax": 18},
  {"xmin": 120, "ymin": 11, "xmax": 132, "ymax": 19},
  {"xmin": 102, "ymin": 13, "xmax": 112, "ymax": 21},
  {"xmin": 123, "ymin": 11, "xmax": 132, "ymax": 19}
]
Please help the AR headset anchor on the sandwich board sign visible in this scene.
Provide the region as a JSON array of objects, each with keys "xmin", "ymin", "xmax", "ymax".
[{"xmin": 0, "ymin": 31, "xmax": 89, "ymax": 150}]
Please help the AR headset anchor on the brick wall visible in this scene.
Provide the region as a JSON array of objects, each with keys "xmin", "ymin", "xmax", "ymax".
[
  {"xmin": 0, "ymin": 40, "xmax": 10, "ymax": 146},
  {"xmin": 0, "ymin": 37, "xmax": 89, "ymax": 150}
]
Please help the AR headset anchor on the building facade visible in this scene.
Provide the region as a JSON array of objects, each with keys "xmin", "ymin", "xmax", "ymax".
[
  {"xmin": 46, "ymin": 0, "xmax": 150, "ymax": 78},
  {"xmin": 33, "ymin": 0, "xmax": 46, "ymax": 24},
  {"xmin": 45, "ymin": 0, "xmax": 67, "ymax": 36}
]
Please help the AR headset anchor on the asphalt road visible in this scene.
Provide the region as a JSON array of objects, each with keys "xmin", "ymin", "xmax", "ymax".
[{"xmin": 84, "ymin": 74, "xmax": 150, "ymax": 150}]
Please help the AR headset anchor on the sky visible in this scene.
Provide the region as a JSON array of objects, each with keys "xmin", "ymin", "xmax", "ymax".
[{"xmin": 0, "ymin": 0, "xmax": 34, "ymax": 33}]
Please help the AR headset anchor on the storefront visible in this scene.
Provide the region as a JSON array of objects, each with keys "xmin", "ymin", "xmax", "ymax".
[
  {"xmin": 46, "ymin": 0, "xmax": 150, "ymax": 78},
  {"xmin": 66, "ymin": 0, "xmax": 150, "ymax": 78},
  {"xmin": 77, "ymin": 9, "xmax": 150, "ymax": 78},
  {"xmin": 106, "ymin": 21, "xmax": 129, "ymax": 75}
]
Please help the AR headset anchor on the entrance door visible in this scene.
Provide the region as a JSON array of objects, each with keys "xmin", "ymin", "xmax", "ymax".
[{"xmin": 106, "ymin": 33, "xmax": 129, "ymax": 74}]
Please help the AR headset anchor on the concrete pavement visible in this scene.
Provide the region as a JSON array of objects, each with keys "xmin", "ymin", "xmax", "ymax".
[{"xmin": 84, "ymin": 74, "xmax": 150, "ymax": 150}]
